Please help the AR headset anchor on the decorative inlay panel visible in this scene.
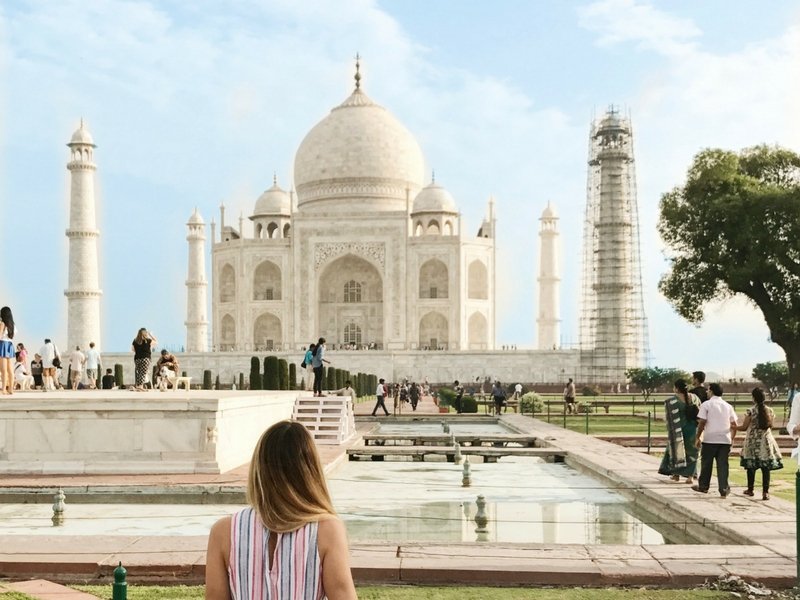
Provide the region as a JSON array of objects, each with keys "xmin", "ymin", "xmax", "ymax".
[{"xmin": 314, "ymin": 242, "xmax": 385, "ymax": 271}]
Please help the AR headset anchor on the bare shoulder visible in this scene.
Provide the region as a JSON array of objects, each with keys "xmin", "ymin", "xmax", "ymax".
[
  {"xmin": 317, "ymin": 517, "xmax": 348, "ymax": 552},
  {"xmin": 210, "ymin": 515, "xmax": 233, "ymax": 547}
]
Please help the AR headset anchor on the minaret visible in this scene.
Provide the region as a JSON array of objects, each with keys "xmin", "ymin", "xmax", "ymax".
[
  {"xmin": 537, "ymin": 202, "xmax": 560, "ymax": 350},
  {"xmin": 185, "ymin": 208, "xmax": 209, "ymax": 352},
  {"xmin": 579, "ymin": 107, "xmax": 648, "ymax": 381},
  {"xmin": 65, "ymin": 120, "xmax": 102, "ymax": 352}
]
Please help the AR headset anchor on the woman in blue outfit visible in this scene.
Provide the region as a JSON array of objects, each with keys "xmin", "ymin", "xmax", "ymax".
[{"xmin": 0, "ymin": 307, "xmax": 16, "ymax": 395}]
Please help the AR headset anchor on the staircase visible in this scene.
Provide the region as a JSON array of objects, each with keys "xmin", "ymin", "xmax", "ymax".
[{"xmin": 293, "ymin": 395, "xmax": 357, "ymax": 444}]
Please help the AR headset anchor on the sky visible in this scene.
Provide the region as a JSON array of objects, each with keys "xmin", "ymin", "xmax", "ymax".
[{"xmin": 1, "ymin": 0, "xmax": 798, "ymax": 377}]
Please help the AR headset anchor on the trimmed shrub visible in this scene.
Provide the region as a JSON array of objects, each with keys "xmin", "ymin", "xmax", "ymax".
[
  {"xmin": 326, "ymin": 367, "xmax": 336, "ymax": 390},
  {"xmin": 214, "ymin": 374, "xmax": 220, "ymax": 390},
  {"xmin": 203, "ymin": 370, "xmax": 212, "ymax": 390},
  {"xmin": 582, "ymin": 385, "xmax": 601, "ymax": 397},
  {"xmin": 460, "ymin": 395, "xmax": 478, "ymax": 413},
  {"xmin": 114, "ymin": 363, "xmax": 124, "ymax": 388},
  {"xmin": 437, "ymin": 387, "xmax": 456, "ymax": 409},
  {"xmin": 263, "ymin": 356, "xmax": 280, "ymax": 390},
  {"xmin": 520, "ymin": 392, "xmax": 544, "ymax": 414},
  {"xmin": 238, "ymin": 372, "xmax": 244, "ymax": 390},
  {"xmin": 278, "ymin": 358, "xmax": 289, "ymax": 390},
  {"xmin": 289, "ymin": 363, "xmax": 297, "ymax": 390},
  {"xmin": 335, "ymin": 368, "xmax": 345, "ymax": 390},
  {"xmin": 577, "ymin": 399, "xmax": 594, "ymax": 413},
  {"xmin": 249, "ymin": 357, "xmax": 261, "ymax": 390}
]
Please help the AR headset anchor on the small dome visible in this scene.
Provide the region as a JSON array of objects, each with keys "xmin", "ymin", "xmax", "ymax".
[
  {"xmin": 541, "ymin": 202, "xmax": 558, "ymax": 219},
  {"xmin": 412, "ymin": 181, "xmax": 457, "ymax": 214},
  {"xmin": 188, "ymin": 208, "xmax": 204, "ymax": 225},
  {"xmin": 253, "ymin": 179, "xmax": 291, "ymax": 216},
  {"xmin": 69, "ymin": 120, "xmax": 95, "ymax": 146}
]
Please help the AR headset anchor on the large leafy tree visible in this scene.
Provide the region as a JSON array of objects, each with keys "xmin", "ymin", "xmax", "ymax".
[
  {"xmin": 626, "ymin": 367, "xmax": 690, "ymax": 401},
  {"xmin": 658, "ymin": 145, "xmax": 800, "ymax": 382},
  {"xmin": 752, "ymin": 361, "xmax": 789, "ymax": 397}
]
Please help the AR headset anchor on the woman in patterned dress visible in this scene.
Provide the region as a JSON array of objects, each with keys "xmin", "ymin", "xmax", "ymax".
[
  {"xmin": 740, "ymin": 387, "xmax": 783, "ymax": 500},
  {"xmin": 131, "ymin": 328, "xmax": 157, "ymax": 391},
  {"xmin": 658, "ymin": 379, "xmax": 701, "ymax": 484},
  {"xmin": 205, "ymin": 421, "xmax": 357, "ymax": 599}
]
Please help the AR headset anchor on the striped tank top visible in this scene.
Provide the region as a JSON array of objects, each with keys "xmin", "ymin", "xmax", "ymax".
[{"xmin": 228, "ymin": 507, "xmax": 324, "ymax": 600}]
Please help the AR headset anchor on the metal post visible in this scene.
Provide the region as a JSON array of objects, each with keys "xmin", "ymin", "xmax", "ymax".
[
  {"xmin": 585, "ymin": 405, "xmax": 590, "ymax": 435},
  {"xmin": 647, "ymin": 411, "xmax": 652, "ymax": 454},
  {"xmin": 796, "ymin": 468, "xmax": 800, "ymax": 584},
  {"xmin": 113, "ymin": 562, "xmax": 127, "ymax": 600},
  {"xmin": 562, "ymin": 406, "xmax": 567, "ymax": 429},
  {"xmin": 631, "ymin": 395, "xmax": 635, "ymax": 416},
  {"xmin": 547, "ymin": 401, "xmax": 551, "ymax": 423}
]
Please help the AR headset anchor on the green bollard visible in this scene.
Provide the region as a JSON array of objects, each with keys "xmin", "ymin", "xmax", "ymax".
[
  {"xmin": 113, "ymin": 561, "xmax": 127, "ymax": 600},
  {"xmin": 647, "ymin": 411, "xmax": 652, "ymax": 454},
  {"xmin": 585, "ymin": 405, "xmax": 590, "ymax": 435}
]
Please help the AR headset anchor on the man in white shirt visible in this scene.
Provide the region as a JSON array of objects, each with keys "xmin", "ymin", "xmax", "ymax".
[
  {"xmin": 69, "ymin": 346, "xmax": 86, "ymax": 390},
  {"xmin": 693, "ymin": 382, "xmax": 738, "ymax": 497},
  {"xmin": 85, "ymin": 342, "xmax": 101, "ymax": 389},
  {"xmin": 371, "ymin": 378, "xmax": 389, "ymax": 417},
  {"xmin": 329, "ymin": 380, "xmax": 357, "ymax": 402}
]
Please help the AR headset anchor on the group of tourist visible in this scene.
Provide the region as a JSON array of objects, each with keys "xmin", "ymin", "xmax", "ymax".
[
  {"xmin": 658, "ymin": 371, "xmax": 784, "ymax": 500},
  {"xmin": 370, "ymin": 378, "xmax": 423, "ymax": 416}
]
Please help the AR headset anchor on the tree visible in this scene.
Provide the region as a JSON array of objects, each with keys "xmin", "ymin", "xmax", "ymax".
[
  {"xmin": 625, "ymin": 367, "xmax": 688, "ymax": 401},
  {"xmin": 752, "ymin": 361, "xmax": 789, "ymax": 397},
  {"xmin": 263, "ymin": 356, "xmax": 280, "ymax": 390},
  {"xmin": 658, "ymin": 145, "xmax": 800, "ymax": 382}
]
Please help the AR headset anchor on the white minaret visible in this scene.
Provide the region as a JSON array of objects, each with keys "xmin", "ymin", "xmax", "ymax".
[
  {"xmin": 65, "ymin": 120, "xmax": 102, "ymax": 352},
  {"xmin": 185, "ymin": 208, "xmax": 209, "ymax": 352},
  {"xmin": 537, "ymin": 202, "xmax": 560, "ymax": 350}
]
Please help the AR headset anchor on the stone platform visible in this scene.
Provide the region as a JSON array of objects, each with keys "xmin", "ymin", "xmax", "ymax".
[{"xmin": 0, "ymin": 390, "xmax": 298, "ymax": 475}]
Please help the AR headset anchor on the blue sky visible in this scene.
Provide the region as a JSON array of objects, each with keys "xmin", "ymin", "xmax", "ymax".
[{"xmin": 1, "ymin": 0, "xmax": 798, "ymax": 376}]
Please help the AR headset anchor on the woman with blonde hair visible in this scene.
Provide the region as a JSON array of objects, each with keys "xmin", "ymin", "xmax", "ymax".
[{"xmin": 205, "ymin": 421, "xmax": 356, "ymax": 600}]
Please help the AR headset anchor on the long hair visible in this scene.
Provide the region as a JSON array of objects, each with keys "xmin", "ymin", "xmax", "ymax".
[
  {"xmin": 0, "ymin": 307, "xmax": 15, "ymax": 340},
  {"xmin": 674, "ymin": 378, "xmax": 689, "ymax": 400},
  {"xmin": 312, "ymin": 337, "xmax": 325, "ymax": 357},
  {"xmin": 752, "ymin": 387, "xmax": 769, "ymax": 429},
  {"xmin": 134, "ymin": 328, "xmax": 148, "ymax": 345},
  {"xmin": 247, "ymin": 421, "xmax": 336, "ymax": 533}
]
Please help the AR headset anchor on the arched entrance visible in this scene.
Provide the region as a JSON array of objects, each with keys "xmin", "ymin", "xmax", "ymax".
[
  {"xmin": 318, "ymin": 254, "xmax": 383, "ymax": 348},
  {"xmin": 253, "ymin": 313, "xmax": 281, "ymax": 350}
]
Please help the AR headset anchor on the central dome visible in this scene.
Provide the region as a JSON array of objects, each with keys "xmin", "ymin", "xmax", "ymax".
[{"xmin": 293, "ymin": 88, "xmax": 425, "ymax": 212}]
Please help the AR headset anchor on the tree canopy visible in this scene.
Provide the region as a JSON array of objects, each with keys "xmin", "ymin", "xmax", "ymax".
[
  {"xmin": 658, "ymin": 145, "xmax": 800, "ymax": 382},
  {"xmin": 626, "ymin": 367, "xmax": 690, "ymax": 401},
  {"xmin": 752, "ymin": 361, "xmax": 789, "ymax": 397}
]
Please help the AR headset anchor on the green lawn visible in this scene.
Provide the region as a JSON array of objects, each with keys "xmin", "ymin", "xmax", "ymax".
[{"xmin": 68, "ymin": 585, "xmax": 742, "ymax": 600}]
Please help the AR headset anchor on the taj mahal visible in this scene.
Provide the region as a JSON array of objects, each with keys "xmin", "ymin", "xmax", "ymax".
[{"xmin": 69, "ymin": 61, "xmax": 648, "ymax": 385}]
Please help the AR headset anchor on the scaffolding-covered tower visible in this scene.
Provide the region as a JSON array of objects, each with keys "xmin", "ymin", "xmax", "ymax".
[{"xmin": 579, "ymin": 107, "xmax": 649, "ymax": 383}]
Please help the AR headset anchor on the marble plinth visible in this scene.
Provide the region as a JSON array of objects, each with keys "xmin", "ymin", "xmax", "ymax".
[{"xmin": 0, "ymin": 391, "xmax": 298, "ymax": 475}]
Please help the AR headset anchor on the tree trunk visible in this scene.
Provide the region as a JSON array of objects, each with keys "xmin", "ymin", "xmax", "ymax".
[{"xmin": 784, "ymin": 343, "xmax": 800, "ymax": 386}]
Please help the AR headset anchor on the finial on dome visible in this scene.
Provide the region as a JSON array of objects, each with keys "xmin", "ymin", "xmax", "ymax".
[
  {"xmin": 431, "ymin": 169, "xmax": 435, "ymax": 184},
  {"xmin": 354, "ymin": 52, "xmax": 361, "ymax": 90},
  {"xmin": 273, "ymin": 172, "xmax": 277, "ymax": 185}
]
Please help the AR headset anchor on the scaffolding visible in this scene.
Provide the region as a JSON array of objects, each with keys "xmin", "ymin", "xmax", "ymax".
[{"xmin": 579, "ymin": 107, "xmax": 650, "ymax": 384}]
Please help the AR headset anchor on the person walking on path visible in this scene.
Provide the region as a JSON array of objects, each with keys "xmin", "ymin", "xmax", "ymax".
[
  {"xmin": 38, "ymin": 339, "xmax": 59, "ymax": 392},
  {"xmin": 131, "ymin": 328, "xmax": 157, "ymax": 391},
  {"xmin": 0, "ymin": 307, "xmax": 15, "ymax": 395},
  {"xmin": 311, "ymin": 338, "xmax": 330, "ymax": 397},
  {"xmin": 690, "ymin": 371, "xmax": 709, "ymax": 403},
  {"xmin": 740, "ymin": 387, "xmax": 783, "ymax": 500},
  {"xmin": 658, "ymin": 379, "xmax": 701, "ymax": 484},
  {"xmin": 371, "ymin": 378, "xmax": 390, "ymax": 417},
  {"xmin": 205, "ymin": 421, "xmax": 357, "ymax": 600},
  {"xmin": 492, "ymin": 381, "xmax": 507, "ymax": 415},
  {"xmin": 692, "ymin": 383, "xmax": 738, "ymax": 498},
  {"xmin": 563, "ymin": 378, "xmax": 576, "ymax": 414},
  {"xmin": 85, "ymin": 342, "xmax": 101, "ymax": 389},
  {"xmin": 409, "ymin": 382, "xmax": 420, "ymax": 411},
  {"xmin": 69, "ymin": 346, "xmax": 85, "ymax": 390}
]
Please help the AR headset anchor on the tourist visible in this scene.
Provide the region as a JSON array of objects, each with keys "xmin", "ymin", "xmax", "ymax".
[
  {"xmin": 786, "ymin": 382, "xmax": 798, "ymax": 414},
  {"xmin": 690, "ymin": 371, "xmax": 709, "ymax": 403},
  {"xmin": 69, "ymin": 346, "xmax": 85, "ymax": 390},
  {"xmin": 658, "ymin": 379, "xmax": 701, "ymax": 485},
  {"xmin": 15, "ymin": 343, "xmax": 27, "ymax": 369},
  {"xmin": 563, "ymin": 378, "xmax": 576, "ymax": 414},
  {"xmin": 156, "ymin": 349, "xmax": 179, "ymax": 390},
  {"xmin": 454, "ymin": 380, "xmax": 464, "ymax": 414},
  {"xmin": 693, "ymin": 383, "xmax": 738, "ymax": 498},
  {"xmin": 0, "ymin": 307, "xmax": 15, "ymax": 395},
  {"xmin": 740, "ymin": 387, "xmax": 783, "ymax": 500},
  {"xmin": 131, "ymin": 328, "xmax": 157, "ymax": 391},
  {"xmin": 371, "ymin": 377, "xmax": 389, "ymax": 417},
  {"xmin": 205, "ymin": 421, "xmax": 357, "ymax": 600},
  {"xmin": 13, "ymin": 352, "xmax": 33, "ymax": 391},
  {"xmin": 492, "ymin": 380, "xmax": 506, "ymax": 415},
  {"xmin": 38, "ymin": 338, "xmax": 60, "ymax": 392},
  {"xmin": 85, "ymin": 342, "xmax": 101, "ymax": 389},
  {"xmin": 30, "ymin": 353, "xmax": 43, "ymax": 389},
  {"xmin": 409, "ymin": 382, "xmax": 420, "ymax": 411},
  {"xmin": 303, "ymin": 343, "xmax": 315, "ymax": 391},
  {"xmin": 101, "ymin": 368, "xmax": 116, "ymax": 390},
  {"xmin": 329, "ymin": 380, "xmax": 356, "ymax": 402},
  {"xmin": 513, "ymin": 382, "xmax": 523, "ymax": 403},
  {"xmin": 311, "ymin": 337, "xmax": 330, "ymax": 397}
]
